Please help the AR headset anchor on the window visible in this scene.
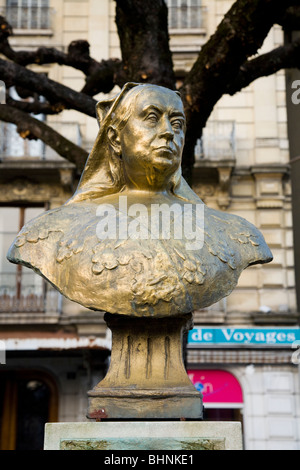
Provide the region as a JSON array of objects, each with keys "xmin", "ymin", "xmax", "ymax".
[
  {"xmin": 0, "ymin": 206, "xmax": 46, "ymax": 313},
  {"xmin": 6, "ymin": 0, "xmax": 50, "ymax": 30},
  {"xmin": 0, "ymin": 88, "xmax": 46, "ymax": 159},
  {"xmin": 167, "ymin": 0, "xmax": 204, "ymax": 30},
  {"xmin": 195, "ymin": 121, "xmax": 236, "ymax": 161},
  {"xmin": 0, "ymin": 121, "xmax": 45, "ymax": 159}
]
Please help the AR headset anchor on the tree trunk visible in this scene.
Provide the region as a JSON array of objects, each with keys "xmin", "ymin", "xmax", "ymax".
[{"xmin": 115, "ymin": 0, "xmax": 176, "ymax": 89}]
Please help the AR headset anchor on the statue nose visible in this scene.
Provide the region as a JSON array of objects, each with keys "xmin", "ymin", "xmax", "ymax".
[
  {"xmin": 161, "ymin": 130, "xmax": 174, "ymax": 141},
  {"xmin": 159, "ymin": 119, "xmax": 174, "ymax": 140}
]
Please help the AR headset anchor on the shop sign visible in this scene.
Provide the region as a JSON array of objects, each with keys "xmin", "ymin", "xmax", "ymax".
[{"xmin": 188, "ymin": 327, "xmax": 300, "ymax": 346}]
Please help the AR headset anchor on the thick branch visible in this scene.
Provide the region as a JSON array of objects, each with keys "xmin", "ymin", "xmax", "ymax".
[
  {"xmin": 0, "ymin": 16, "xmax": 123, "ymax": 96},
  {"xmin": 80, "ymin": 58, "xmax": 125, "ymax": 95},
  {"xmin": 0, "ymin": 16, "xmax": 98, "ymax": 75},
  {"xmin": 0, "ymin": 59, "xmax": 97, "ymax": 117},
  {"xmin": 0, "ymin": 37, "xmax": 96, "ymax": 75},
  {"xmin": 6, "ymin": 95, "xmax": 65, "ymax": 115},
  {"xmin": 0, "ymin": 104, "xmax": 88, "ymax": 171},
  {"xmin": 227, "ymin": 38, "xmax": 300, "ymax": 95}
]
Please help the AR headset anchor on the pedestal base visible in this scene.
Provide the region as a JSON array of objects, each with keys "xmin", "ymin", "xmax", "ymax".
[
  {"xmin": 44, "ymin": 421, "xmax": 243, "ymax": 450},
  {"xmin": 88, "ymin": 389, "xmax": 201, "ymax": 420},
  {"xmin": 87, "ymin": 313, "xmax": 203, "ymax": 420}
]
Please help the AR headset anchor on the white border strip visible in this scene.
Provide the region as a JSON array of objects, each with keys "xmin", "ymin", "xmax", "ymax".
[{"xmin": 2, "ymin": 337, "xmax": 111, "ymax": 351}]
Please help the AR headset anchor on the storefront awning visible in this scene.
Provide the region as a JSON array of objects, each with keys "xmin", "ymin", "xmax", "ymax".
[{"xmin": 188, "ymin": 369, "xmax": 243, "ymax": 405}]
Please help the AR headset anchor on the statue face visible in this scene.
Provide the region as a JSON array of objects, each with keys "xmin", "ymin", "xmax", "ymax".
[{"xmin": 118, "ymin": 86, "xmax": 185, "ymax": 189}]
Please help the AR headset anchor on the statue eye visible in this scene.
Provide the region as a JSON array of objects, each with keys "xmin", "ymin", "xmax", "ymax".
[
  {"xmin": 146, "ymin": 112, "xmax": 159, "ymax": 123},
  {"xmin": 171, "ymin": 119, "xmax": 184, "ymax": 130}
]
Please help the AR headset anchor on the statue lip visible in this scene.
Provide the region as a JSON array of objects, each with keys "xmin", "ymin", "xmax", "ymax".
[{"xmin": 154, "ymin": 145, "xmax": 175, "ymax": 155}]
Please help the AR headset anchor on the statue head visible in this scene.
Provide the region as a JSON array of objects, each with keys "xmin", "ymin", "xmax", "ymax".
[
  {"xmin": 106, "ymin": 84, "xmax": 186, "ymax": 191},
  {"xmin": 68, "ymin": 83, "xmax": 193, "ymax": 204}
]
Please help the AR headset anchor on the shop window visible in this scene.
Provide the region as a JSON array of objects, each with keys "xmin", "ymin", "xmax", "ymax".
[
  {"xmin": 0, "ymin": 371, "xmax": 58, "ymax": 450},
  {"xmin": 0, "ymin": 206, "xmax": 46, "ymax": 312}
]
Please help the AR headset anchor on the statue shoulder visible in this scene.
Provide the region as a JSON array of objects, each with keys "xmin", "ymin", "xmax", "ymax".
[
  {"xmin": 204, "ymin": 206, "xmax": 273, "ymax": 267},
  {"xmin": 7, "ymin": 203, "xmax": 98, "ymax": 269},
  {"xmin": 8, "ymin": 207, "xmax": 64, "ymax": 253}
]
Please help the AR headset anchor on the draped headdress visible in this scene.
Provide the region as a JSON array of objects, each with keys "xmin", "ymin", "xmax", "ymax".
[{"xmin": 67, "ymin": 82, "xmax": 201, "ymax": 205}]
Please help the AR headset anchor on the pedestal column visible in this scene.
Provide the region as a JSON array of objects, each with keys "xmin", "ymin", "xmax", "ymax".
[{"xmin": 87, "ymin": 312, "xmax": 203, "ymax": 420}]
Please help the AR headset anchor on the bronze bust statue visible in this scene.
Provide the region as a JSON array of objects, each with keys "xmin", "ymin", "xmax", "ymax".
[
  {"xmin": 7, "ymin": 83, "xmax": 272, "ymax": 318},
  {"xmin": 7, "ymin": 83, "xmax": 273, "ymax": 420}
]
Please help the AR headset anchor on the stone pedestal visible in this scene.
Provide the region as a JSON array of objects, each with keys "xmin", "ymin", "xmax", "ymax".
[
  {"xmin": 44, "ymin": 421, "xmax": 243, "ymax": 450},
  {"xmin": 87, "ymin": 313, "xmax": 203, "ymax": 420}
]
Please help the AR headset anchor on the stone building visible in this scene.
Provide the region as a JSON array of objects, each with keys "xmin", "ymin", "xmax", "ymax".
[{"xmin": 0, "ymin": 0, "xmax": 299, "ymax": 450}]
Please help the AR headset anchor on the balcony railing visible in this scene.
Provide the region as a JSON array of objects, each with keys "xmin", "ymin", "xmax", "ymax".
[
  {"xmin": 195, "ymin": 121, "xmax": 236, "ymax": 161},
  {"xmin": 167, "ymin": 1, "xmax": 206, "ymax": 30},
  {"xmin": 0, "ymin": 121, "xmax": 82, "ymax": 161},
  {"xmin": 0, "ymin": 272, "xmax": 60, "ymax": 313},
  {"xmin": 5, "ymin": 6, "xmax": 52, "ymax": 30}
]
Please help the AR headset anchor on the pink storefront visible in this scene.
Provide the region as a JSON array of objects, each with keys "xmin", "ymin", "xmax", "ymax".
[{"xmin": 187, "ymin": 369, "xmax": 244, "ymax": 421}]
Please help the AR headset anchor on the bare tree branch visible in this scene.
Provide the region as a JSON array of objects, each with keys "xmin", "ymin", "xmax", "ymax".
[
  {"xmin": 0, "ymin": 16, "xmax": 124, "ymax": 96},
  {"xmin": 0, "ymin": 58, "xmax": 97, "ymax": 117},
  {"xmin": 80, "ymin": 58, "xmax": 125, "ymax": 95},
  {"xmin": 0, "ymin": 104, "xmax": 88, "ymax": 171},
  {"xmin": 0, "ymin": 15, "xmax": 98, "ymax": 74},
  {"xmin": 6, "ymin": 95, "xmax": 65, "ymax": 115},
  {"xmin": 227, "ymin": 37, "xmax": 300, "ymax": 95},
  {"xmin": 179, "ymin": 0, "xmax": 298, "ymax": 179}
]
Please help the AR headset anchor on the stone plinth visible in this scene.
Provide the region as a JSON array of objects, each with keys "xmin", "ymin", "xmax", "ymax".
[
  {"xmin": 87, "ymin": 313, "xmax": 203, "ymax": 420},
  {"xmin": 44, "ymin": 421, "xmax": 243, "ymax": 450}
]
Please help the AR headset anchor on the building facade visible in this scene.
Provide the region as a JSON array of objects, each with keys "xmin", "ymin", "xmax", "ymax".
[{"xmin": 0, "ymin": 0, "xmax": 299, "ymax": 450}]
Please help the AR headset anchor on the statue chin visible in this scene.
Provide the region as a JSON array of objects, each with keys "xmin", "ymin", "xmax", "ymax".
[{"xmin": 151, "ymin": 159, "xmax": 177, "ymax": 174}]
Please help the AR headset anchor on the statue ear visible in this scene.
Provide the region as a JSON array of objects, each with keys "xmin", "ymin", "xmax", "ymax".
[
  {"xmin": 107, "ymin": 126, "xmax": 122, "ymax": 157},
  {"xmin": 95, "ymin": 83, "xmax": 139, "ymax": 126},
  {"xmin": 96, "ymin": 97, "xmax": 117, "ymax": 126}
]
